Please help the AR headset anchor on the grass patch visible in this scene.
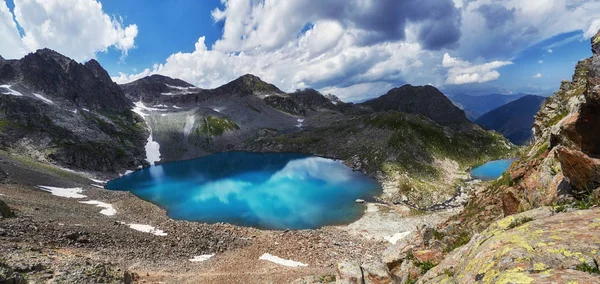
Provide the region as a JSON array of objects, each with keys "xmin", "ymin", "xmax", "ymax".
[
  {"xmin": 545, "ymin": 109, "xmax": 569, "ymax": 127},
  {"xmin": 506, "ymin": 216, "xmax": 534, "ymax": 230},
  {"xmin": 553, "ymin": 204, "xmax": 567, "ymax": 213},
  {"xmin": 576, "ymin": 261, "xmax": 600, "ymax": 275},
  {"xmin": 200, "ymin": 115, "xmax": 240, "ymax": 136},
  {"xmin": 492, "ymin": 172, "xmax": 515, "ymax": 187},
  {"xmin": 1, "ymin": 150, "xmax": 85, "ymax": 180},
  {"xmin": 316, "ymin": 274, "xmax": 335, "ymax": 283},
  {"xmin": 444, "ymin": 231, "xmax": 472, "ymax": 253},
  {"xmin": 406, "ymin": 252, "xmax": 437, "ymax": 274}
]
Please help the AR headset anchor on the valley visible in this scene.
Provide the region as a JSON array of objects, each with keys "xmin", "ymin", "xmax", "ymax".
[{"xmin": 0, "ymin": 25, "xmax": 599, "ymax": 284}]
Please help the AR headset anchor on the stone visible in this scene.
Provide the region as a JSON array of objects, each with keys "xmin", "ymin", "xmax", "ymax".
[
  {"xmin": 421, "ymin": 208, "xmax": 600, "ymax": 283},
  {"xmin": 381, "ymin": 232, "xmax": 419, "ymax": 270},
  {"xmin": 413, "ymin": 249, "xmax": 443, "ymax": 265},
  {"xmin": 557, "ymin": 147, "xmax": 600, "ymax": 195},
  {"xmin": 361, "ymin": 262, "xmax": 392, "ymax": 284},
  {"xmin": 123, "ymin": 271, "xmax": 139, "ymax": 284},
  {"xmin": 336, "ymin": 262, "xmax": 363, "ymax": 284},
  {"xmin": 501, "ymin": 189, "xmax": 520, "ymax": 216},
  {"xmin": 0, "ymin": 200, "xmax": 15, "ymax": 218},
  {"xmin": 593, "ymin": 30, "xmax": 600, "ymax": 55}
]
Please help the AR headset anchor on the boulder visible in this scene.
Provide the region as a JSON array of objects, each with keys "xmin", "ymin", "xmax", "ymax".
[
  {"xmin": 361, "ymin": 262, "xmax": 393, "ymax": 284},
  {"xmin": 336, "ymin": 262, "xmax": 363, "ymax": 284},
  {"xmin": 501, "ymin": 189, "xmax": 521, "ymax": 216},
  {"xmin": 0, "ymin": 200, "xmax": 15, "ymax": 218},
  {"xmin": 556, "ymin": 147, "xmax": 600, "ymax": 195},
  {"xmin": 420, "ymin": 208, "xmax": 600, "ymax": 283}
]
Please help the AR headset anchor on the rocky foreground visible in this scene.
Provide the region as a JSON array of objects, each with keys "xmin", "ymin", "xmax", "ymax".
[{"xmin": 324, "ymin": 29, "xmax": 600, "ymax": 284}]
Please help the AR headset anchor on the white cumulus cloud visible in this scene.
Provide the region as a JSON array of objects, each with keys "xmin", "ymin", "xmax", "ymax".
[
  {"xmin": 442, "ymin": 53, "xmax": 512, "ymax": 85},
  {"xmin": 0, "ymin": 0, "xmax": 138, "ymax": 62},
  {"xmin": 533, "ymin": 73, "xmax": 542, "ymax": 78}
]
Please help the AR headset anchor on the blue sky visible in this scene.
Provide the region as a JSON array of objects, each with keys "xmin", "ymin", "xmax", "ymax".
[
  {"xmin": 1, "ymin": 0, "xmax": 599, "ymax": 101},
  {"xmin": 95, "ymin": 0, "xmax": 223, "ymax": 75}
]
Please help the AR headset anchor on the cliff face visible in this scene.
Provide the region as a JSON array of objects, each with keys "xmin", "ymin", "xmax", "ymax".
[
  {"xmin": 0, "ymin": 49, "xmax": 147, "ymax": 172},
  {"xmin": 336, "ymin": 30, "xmax": 600, "ymax": 284}
]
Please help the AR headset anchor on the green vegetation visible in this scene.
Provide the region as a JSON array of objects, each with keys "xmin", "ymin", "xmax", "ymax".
[
  {"xmin": 444, "ymin": 231, "xmax": 472, "ymax": 253},
  {"xmin": 0, "ymin": 150, "xmax": 85, "ymax": 180},
  {"xmin": 553, "ymin": 204, "xmax": 567, "ymax": 213},
  {"xmin": 506, "ymin": 216, "xmax": 534, "ymax": 230},
  {"xmin": 200, "ymin": 115, "xmax": 240, "ymax": 136},
  {"xmin": 575, "ymin": 262, "xmax": 600, "ymax": 275},
  {"xmin": 492, "ymin": 172, "xmax": 515, "ymax": 187},
  {"xmin": 545, "ymin": 108, "xmax": 569, "ymax": 127},
  {"xmin": 406, "ymin": 252, "xmax": 437, "ymax": 274},
  {"xmin": 316, "ymin": 275, "xmax": 335, "ymax": 283}
]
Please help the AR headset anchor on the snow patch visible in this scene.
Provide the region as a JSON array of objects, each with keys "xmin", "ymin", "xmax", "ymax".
[
  {"xmin": 33, "ymin": 93, "xmax": 54, "ymax": 104},
  {"xmin": 82, "ymin": 108, "xmax": 90, "ymax": 112},
  {"xmin": 259, "ymin": 253, "xmax": 308, "ymax": 267},
  {"xmin": 121, "ymin": 170, "xmax": 134, "ymax": 176},
  {"xmin": 79, "ymin": 200, "xmax": 116, "ymax": 216},
  {"xmin": 38, "ymin": 186, "xmax": 86, "ymax": 199},
  {"xmin": 166, "ymin": 84, "xmax": 197, "ymax": 90},
  {"xmin": 183, "ymin": 115, "xmax": 195, "ymax": 140},
  {"xmin": 89, "ymin": 178, "xmax": 107, "ymax": 184},
  {"xmin": 172, "ymin": 105, "xmax": 181, "ymax": 109},
  {"xmin": 384, "ymin": 231, "xmax": 412, "ymax": 244},
  {"xmin": 212, "ymin": 108, "xmax": 221, "ymax": 113},
  {"xmin": 128, "ymin": 224, "xmax": 167, "ymax": 236},
  {"xmin": 0, "ymin": 85, "xmax": 23, "ymax": 96},
  {"xmin": 296, "ymin": 119, "xmax": 304, "ymax": 128},
  {"xmin": 91, "ymin": 184, "xmax": 104, "ymax": 189},
  {"xmin": 189, "ymin": 254, "xmax": 215, "ymax": 262},
  {"xmin": 132, "ymin": 101, "xmax": 162, "ymax": 166}
]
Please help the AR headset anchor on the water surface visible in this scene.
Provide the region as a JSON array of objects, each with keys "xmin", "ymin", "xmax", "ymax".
[
  {"xmin": 471, "ymin": 159, "xmax": 515, "ymax": 181},
  {"xmin": 106, "ymin": 152, "xmax": 381, "ymax": 229}
]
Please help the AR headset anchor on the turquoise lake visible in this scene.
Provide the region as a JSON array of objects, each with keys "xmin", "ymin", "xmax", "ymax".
[
  {"xmin": 470, "ymin": 159, "xmax": 515, "ymax": 180},
  {"xmin": 106, "ymin": 152, "xmax": 381, "ymax": 230}
]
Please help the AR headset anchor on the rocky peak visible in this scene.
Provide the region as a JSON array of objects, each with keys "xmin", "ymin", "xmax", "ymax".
[
  {"xmin": 592, "ymin": 30, "xmax": 600, "ymax": 55},
  {"xmin": 216, "ymin": 74, "xmax": 284, "ymax": 97},
  {"xmin": 324, "ymin": 93, "xmax": 342, "ymax": 104},
  {"xmin": 144, "ymin": 74, "xmax": 196, "ymax": 88},
  {"xmin": 3, "ymin": 49, "xmax": 132, "ymax": 112},
  {"xmin": 84, "ymin": 59, "xmax": 116, "ymax": 86},
  {"xmin": 32, "ymin": 48, "xmax": 74, "ymax": 70},
  {"xmin": 361, "ymin": 84, "xmax": 473, "ymax": 130},
  {"xmin": 289, "ymin": 88, "xmax": 337, "ymax": 110}
]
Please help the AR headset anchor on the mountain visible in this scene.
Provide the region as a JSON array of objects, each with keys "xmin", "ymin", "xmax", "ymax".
[
  {"xmin": 120, "ymin": 74, "xmax": 202, "ymax": 105},
  {"xmin": 0, "ymin": 49, "xmax": 146, "ymax": 172},
  {"xmin": 0, "ymin": 47, "xmax": 515, "ymax": 207},
  {"xmin": 358, "ymin": 29, "xmax": 600, "ymax": 284},
  {"xmin": 361, "ymin": 84, "xmax": 473, "ymax": 130},
  {"xmin": 449, "ymin": 93, "xmax": 529, "ymax": 120},
  {"xmin": 475, "ymin": 95, "xmax": 547, "ymax": 145}
]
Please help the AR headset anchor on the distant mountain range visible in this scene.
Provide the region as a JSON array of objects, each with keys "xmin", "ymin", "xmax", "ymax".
[
  {"xmin": 0, "ymin": 48, "xmax": 515, "ymax": 208},
  {"xmin": 475, "ymin": 95, "xmax": 547, "ymax": 145},
  {"xmin": 449, "ymin": 93, "xmax": 533, "ymax": 121}
]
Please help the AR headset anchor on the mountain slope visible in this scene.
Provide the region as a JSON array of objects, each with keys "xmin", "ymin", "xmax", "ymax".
[
  {"xmin": 450, "ymin": 93, "xmax": 528, "ymax": 120},
  {"xmin": 475, "ymin": 95, "xmax": 547, "ymax": 145},
  {"xmin": 0, "ymin": 49, "xmax": 147, "ymax": 172},
  {"xmin": 361, "ymin": 85, "xmax": 473, "ymax": 130}
]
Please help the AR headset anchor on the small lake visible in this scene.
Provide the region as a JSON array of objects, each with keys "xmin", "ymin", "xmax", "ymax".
[
  {"xmin": 106, "ymin": 152, "xmax": 381, "ymax": 230},
  {"xmin": 471, "ymin": 159, "xmax": 515, "ymax": 181}
]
